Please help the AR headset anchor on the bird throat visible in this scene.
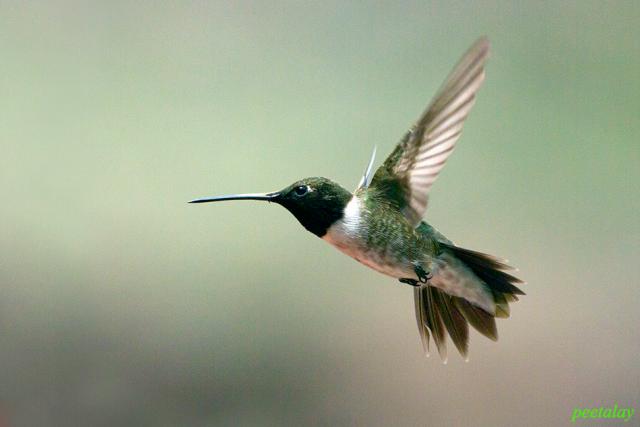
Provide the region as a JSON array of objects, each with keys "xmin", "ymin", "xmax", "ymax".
[{"xmin": 280, "ymin": 189, "xmax": 352, "ymax": 238}]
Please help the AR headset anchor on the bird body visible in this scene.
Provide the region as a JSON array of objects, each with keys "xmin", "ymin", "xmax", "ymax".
[
  {"xmin": 191, "ymin": 37, "xmax": 524, "ymax": 360},
  {"xmin": 323, "ymin": 191, "xmax": 435, "ymax": 281},
  {"xmin": 323, "ymin": 187, "xmax": 497, "ymax": 317}
]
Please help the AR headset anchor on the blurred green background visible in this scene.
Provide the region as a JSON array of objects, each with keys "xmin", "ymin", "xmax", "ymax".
[{"xmin": 1, "ymin": 1, "xmax": 639, "ymax": 426}]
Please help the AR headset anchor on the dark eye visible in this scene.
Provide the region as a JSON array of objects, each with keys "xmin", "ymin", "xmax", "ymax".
[{"xmin": 294, "ymin": 185, "xmax": 309, "ymax": 196}]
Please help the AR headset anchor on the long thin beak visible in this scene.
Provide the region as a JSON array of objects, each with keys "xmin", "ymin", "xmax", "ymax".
[{"xmin": 188, "ymin": 192, "xmax": 280, "ymax": 204}]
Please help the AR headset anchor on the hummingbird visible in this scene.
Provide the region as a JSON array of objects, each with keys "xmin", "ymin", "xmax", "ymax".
[{"xmin": 190, "ymin": 37, "xmax": 524, "ymax": 361}]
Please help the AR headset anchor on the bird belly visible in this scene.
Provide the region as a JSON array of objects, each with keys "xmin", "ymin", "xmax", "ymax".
[{"xmin": 322, "ymin": 221, "xmax": 411, "ymax": 279}]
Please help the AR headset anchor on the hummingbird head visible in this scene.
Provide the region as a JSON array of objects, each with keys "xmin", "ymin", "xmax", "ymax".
[
  {"xmin": 274, "ymin": 177, "xmax": 353, "ymax": 237},
  {"xmin": 190, "ymin": 177, "xmax": 352, "ymax": 237}
]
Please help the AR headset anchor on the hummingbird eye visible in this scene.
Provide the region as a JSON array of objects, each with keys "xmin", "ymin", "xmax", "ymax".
[{"xmin": 294, "ymin": 185, "xmax": 309, "ymax": 197}]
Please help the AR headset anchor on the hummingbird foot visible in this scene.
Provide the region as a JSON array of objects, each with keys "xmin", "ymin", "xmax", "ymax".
[
  {"xmin": 399, "ymin": 278, "xmax": 420, "ymax": 287},
  {"xmin": 414, "ymin": 265, "xmax": 432, "ymax": 283},
  {"xmin": 399, "ymin": 265, "xmax": 432, "ymax": 286}
]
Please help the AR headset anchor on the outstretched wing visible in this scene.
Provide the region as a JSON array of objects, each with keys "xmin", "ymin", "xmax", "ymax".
[{"xmin": 370, "ymin": 37, "xmax": 490, "ymax": 226}]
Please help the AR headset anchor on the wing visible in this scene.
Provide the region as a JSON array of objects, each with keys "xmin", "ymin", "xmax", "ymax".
[
  {"xmin": 370, "ymin": 37, "xmax": 490, "ymax": 226},
  {"xmin": 355, "ymin": 146, "xmax": 377, "ymax": 190}
]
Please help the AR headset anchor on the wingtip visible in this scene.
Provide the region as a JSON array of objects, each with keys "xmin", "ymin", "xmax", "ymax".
[
  {"xmin": 477, "ymin": 35, "xmax": 490, "ymax": 45},
  {"xmin": 473, "ymin": 36, "xmax": 490, "ymax": 52},
  {"xmin": 464, "ymin": 36, "xmax": 490, "ymax": 63},
  {"xmin": 356, "ymin": 145, "xmax": 378, "ymax": 190}
]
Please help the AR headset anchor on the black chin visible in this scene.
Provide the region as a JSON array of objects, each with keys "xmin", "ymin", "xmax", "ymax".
[{"xmin": 278, "ymin": 202, "xmax": 343, "ymax": 238}]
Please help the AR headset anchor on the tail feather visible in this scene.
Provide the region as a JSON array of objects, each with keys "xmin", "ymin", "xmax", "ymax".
[
  {"xmin": 424, "ymin": 286, "xmax": 448, "ymax": 361},
  {"xmin": 413, "ymin": 287, "xmax": 430, "ymax": 354},
  {"xmin": 432, "ymin": 289, "xmax": 469, "ymax": 358},
  {"xmin": 442, "ymin": 243, "xmax": 524, "ymax": 320},
  {"xmin": 413, "ymin": 242, "xmax": 523, "ymax": 359},
  {"xmin": 443, "ymin": 244, "xmax": 525, "ymax": 296},
  {"xmin": 452, "ymin": 296, "xmax": 498, "ymax": 341}
]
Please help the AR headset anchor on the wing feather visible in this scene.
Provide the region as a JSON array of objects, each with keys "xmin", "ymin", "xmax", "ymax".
[
  {"xmin": 370, "ymin": 37, "xmax": 490, "ymax": 225},
  {"xmin": 355, "ymin": 146, "xmax": 377, "ymax": 190}
]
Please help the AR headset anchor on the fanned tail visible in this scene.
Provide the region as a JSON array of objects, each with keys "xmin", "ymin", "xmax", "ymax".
[
  {"xmin": 414, "ymin": 243, "xmax": 524, "ymax": 360},
  {"xmin": 444, "ymin": 244, "xmax": 525, "ymax": 318}
]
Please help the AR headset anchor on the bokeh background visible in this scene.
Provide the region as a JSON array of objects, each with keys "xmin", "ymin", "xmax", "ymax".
[{"xmin": 1, "ymin": 1, "xmax": 639, "ymax": 426}]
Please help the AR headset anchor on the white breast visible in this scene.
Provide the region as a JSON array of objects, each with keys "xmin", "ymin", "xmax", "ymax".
[
  {"xmin": 322, "ymin": 196, "xmax": 409, "ymax": 278},
  {"xmin": 322, "ymin": 196, "xmax": 362, "ymax": 252}
]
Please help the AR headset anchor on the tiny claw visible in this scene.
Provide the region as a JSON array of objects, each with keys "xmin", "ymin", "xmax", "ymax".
[
  {"xmin": 399, "ymin": 278, "xmax": 419, "ymax": 287},
  {"xmin": 414, "ymin": 265, "xmax": 432, "ymax": 283}
]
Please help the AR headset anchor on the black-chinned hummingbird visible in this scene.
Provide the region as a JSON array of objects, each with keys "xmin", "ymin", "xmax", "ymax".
[{"xmin": 190, "ymin": 37, "xmax": 524, "ymax": 361}]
